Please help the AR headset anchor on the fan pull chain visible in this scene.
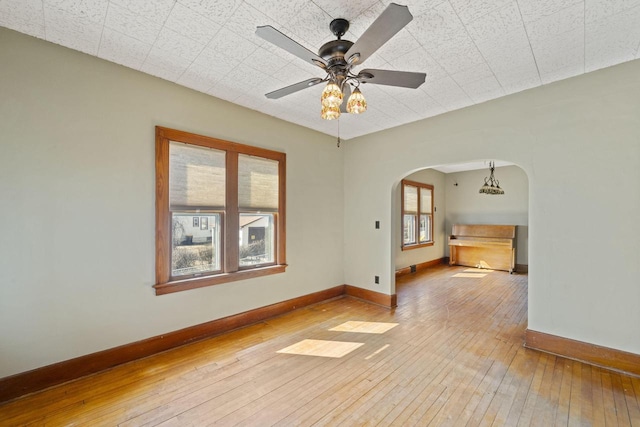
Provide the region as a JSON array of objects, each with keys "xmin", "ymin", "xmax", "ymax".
[{"xmin": 337, "ymin": 117, "xmax": 341, "ymax": 148}]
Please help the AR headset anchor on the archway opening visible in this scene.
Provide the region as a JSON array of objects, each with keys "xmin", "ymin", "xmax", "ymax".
[{"xmin": 391, "ymin": 160, "xmax": 529, "ymax": 301}]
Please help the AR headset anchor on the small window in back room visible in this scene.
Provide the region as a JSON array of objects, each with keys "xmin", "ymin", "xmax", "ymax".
[{"xmin": 401, "ymin": 180, "xmax": 433, "ymax": 250}]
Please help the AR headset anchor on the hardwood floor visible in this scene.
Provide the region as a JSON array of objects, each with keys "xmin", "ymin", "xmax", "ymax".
[{"xmin": 1, "ymin": 265, "xmax": 639, "ymax": 426}]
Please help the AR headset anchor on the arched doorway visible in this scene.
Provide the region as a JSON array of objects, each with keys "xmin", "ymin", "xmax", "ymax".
[{"xmin": 391, "ymin": 161, "xmax": 529, "ymax": 299}]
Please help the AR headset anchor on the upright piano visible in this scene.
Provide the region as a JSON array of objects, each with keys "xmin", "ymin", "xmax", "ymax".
[{"xmin": 448, "ymin": 224, "xmax": 517, "ymax": 273}]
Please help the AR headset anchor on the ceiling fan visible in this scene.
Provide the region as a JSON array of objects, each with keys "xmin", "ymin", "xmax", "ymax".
[{"xmin": 255, "ymin": 3, "xmax": 426, "ymax": 120}]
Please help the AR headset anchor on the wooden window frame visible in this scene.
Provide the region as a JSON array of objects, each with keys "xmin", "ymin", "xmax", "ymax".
[
  {"xmin": 401, "ymin": 179, "xmax": 434, "ymax": 251},
  {"xmin": 154, "ymin": 127, "xmax": 286, "ymax": 295}
]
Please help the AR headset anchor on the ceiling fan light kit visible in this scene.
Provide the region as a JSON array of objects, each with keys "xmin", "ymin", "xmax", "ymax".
[
  {"xmin": 346, "ymin": 87, "xmax": 367, "ymax": 114},
  {"xmin": 321, "ymin": 82, "xmax": 343, "ymax": 108},
  {"xmin": 321, "ymin": 104, "xmax": 341, "ymax": 120},
  {"xmin": 256, "ymin": 3, "xmax": 426, "ymax": 121}
]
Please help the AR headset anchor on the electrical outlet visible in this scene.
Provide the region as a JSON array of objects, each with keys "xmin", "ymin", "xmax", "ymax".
[
  {"xmin": 375, "ymin": 220, "xmax": 380, "ymax": 229},
  {"xmin": 375, "ymin": 276, "xmax": 379, "ymax": 284}
]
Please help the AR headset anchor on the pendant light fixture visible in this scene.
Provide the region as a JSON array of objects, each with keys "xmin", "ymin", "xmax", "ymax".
[{"xmin": 479, "ymin": 161, "xmax": 504, "ymax": 195}]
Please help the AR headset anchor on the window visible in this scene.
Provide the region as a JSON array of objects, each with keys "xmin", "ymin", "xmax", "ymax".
[
  {"xmin": 155, "ymin": 127, "xmax": 286, "ymax": 295},
  {"xmin": 401, "ymin": 180, "xmax": 433, "ymax": 250}
]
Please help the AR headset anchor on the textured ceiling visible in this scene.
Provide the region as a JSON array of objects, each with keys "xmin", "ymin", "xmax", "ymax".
[{"xmin": 2, "ymin": 0, "xmax": 640, "ymax": 140}]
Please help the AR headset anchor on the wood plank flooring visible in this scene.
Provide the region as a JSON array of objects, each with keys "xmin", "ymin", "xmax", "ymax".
[{"xmin": 1, "ymin": 265, "xmax": 639, "ymax": 426}]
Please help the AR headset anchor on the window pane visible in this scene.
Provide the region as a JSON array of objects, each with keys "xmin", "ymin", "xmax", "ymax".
[
  {"xmin": 420, "ymin": 214, "xmax": 432, "ymax": 242},
  {"xmin": 420, "ymin": 188, "xmax": 432, "ymax": 213},
  {"xmin": 171, "ymin": 213, "xmax": 220, "ymax": 277},
  {"xmin": 239, "ymin": 213, "xmax": 274, "ymax": 267},
  {"xmin": 404, "ymin": 185, "xmax": 418, "ymax": 214},
  {"xmin": 169, "ymin": 142, "xmax": 225, "ymax": 209},
  {"xmin": 238, "ymin": 154, "xmax": 279, "ymax": 211},
  {"xmin": 403, "ymin": 214, "xmax": 416, "ymax": 245}
]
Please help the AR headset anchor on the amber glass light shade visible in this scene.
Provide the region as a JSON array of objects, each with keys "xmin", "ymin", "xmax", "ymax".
[
  {"xmin": 321, "ymin": 104, "xmax": 341, "ymax": 120},
  {"xmin": 346, "ymin": 87, "xmax": 367, "ymax": 114},
  {"xmin": 321, "ymin": 82, "xmax": 343, "ymax": 108}
]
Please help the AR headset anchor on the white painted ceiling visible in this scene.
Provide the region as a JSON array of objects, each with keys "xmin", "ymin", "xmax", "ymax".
[{"xmin": 2, "ymin": 1, "xmax": 640, "ymax": 140}]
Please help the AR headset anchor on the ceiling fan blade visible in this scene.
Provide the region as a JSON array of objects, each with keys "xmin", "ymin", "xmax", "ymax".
[
  {"xmin": 340, "ymin": 83, "xmax": 351, "ymax": 113},
  {"xmin": 344, "ymin": 3, "xmax": 413, "ymax": 65},
  {"xmin": 265, "ymin": 78, "xmax": 324, "ymax": 99},
  {"xmin": 256, "ymin": 26, "xmax": 328, "ymax": 69},
  {"xmin": 358, "ymin": 69, "xmax": 426, "ymax": 88}
]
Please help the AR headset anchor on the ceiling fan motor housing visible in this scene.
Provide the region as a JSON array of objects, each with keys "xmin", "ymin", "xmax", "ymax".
[
  {"xmin": 319, "ymin": 18, "xmax": 355, "ymax": 72},
  {"xmin": 318, "ymin": 39, "xmax": 354, "ymax": 63}
]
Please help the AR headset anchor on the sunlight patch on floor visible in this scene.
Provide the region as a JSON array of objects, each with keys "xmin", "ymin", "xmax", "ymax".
[
  {"xmin": 329, "ymin": 321, "xmax": 398, "ymax": 334},
  {"xmin": 277, "ymin": 339, "xmax": 364, "ymax": 358},
  {"xmin": 464, "ymin": 268, "xmax": 494, "ymax": 273},
  {"xmin": 365, "ymin": 344, "xmax": 390, "ymax": 360},
  {"xmin": 453, "ymin": 273, "xmax": 487, "ymax": 278}
]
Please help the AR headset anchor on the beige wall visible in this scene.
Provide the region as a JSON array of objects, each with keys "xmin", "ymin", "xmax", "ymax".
[
  {"xmin": 0, "ymin": 29, "xmax": 344, "ymax": 377},
  {"xmin": 344, "ymin": 59, "xmax": 640, "ymax": 354}
]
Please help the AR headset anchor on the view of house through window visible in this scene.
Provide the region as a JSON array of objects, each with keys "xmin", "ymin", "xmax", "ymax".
[
  {"xmin": 238, "ymin": 153, "xmax": 278, "ymax": 268},
  {"xmin": 239, "ymin": 213, "xmax": 274, "ymax": 267},
  {"xmin": 172, "ymin": 213, "xmax": 221, "ymax": 277},
  {"xmin": 401, "ymin": 179, "xmax": 434, "ymax": 250},
  {"xmin": 168, "ymin": 141, "xmax": 225, "ymax": 278},
  {"xmin": 155, "ymin": 127, "xmax": 286, "ymax": 295}
]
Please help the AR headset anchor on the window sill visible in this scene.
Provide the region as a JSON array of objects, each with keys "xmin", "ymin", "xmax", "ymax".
[
  {"xmin": 154, "ymin": 264, "xmax": 287, "ymax": 295},
  {"xmin": 401, "ymin": 242, "xmax": 434, "ymax": 251}
]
